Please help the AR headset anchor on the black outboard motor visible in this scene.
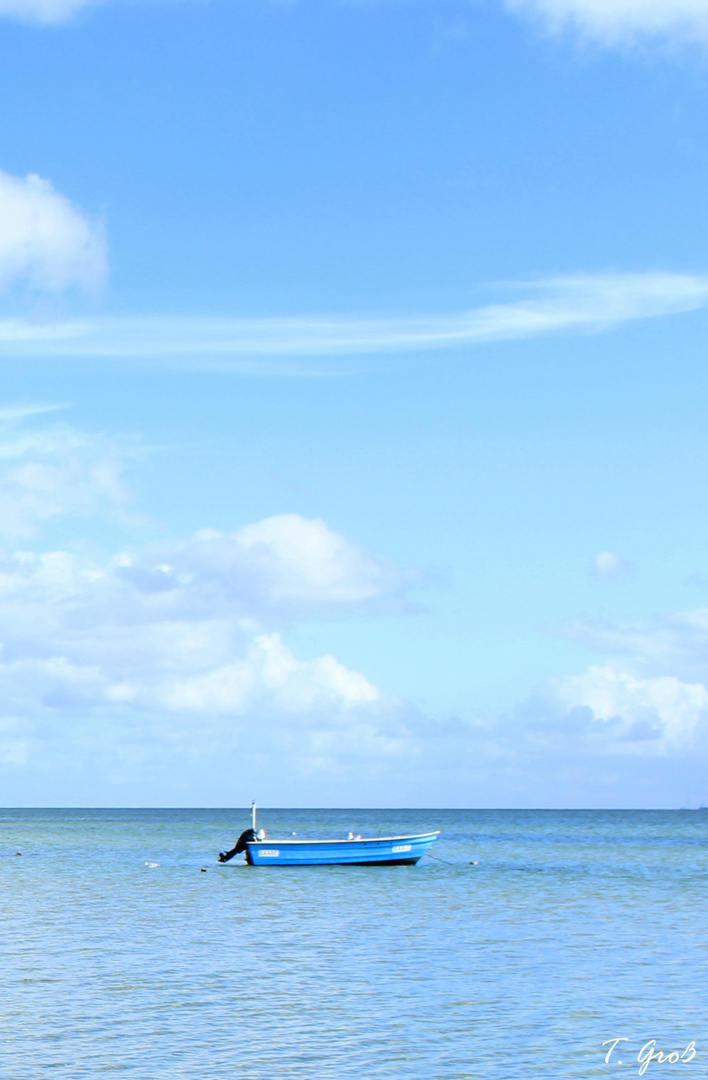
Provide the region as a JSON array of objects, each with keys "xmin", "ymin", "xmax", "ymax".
[{"xmin": 218, "ymin": 828, "xmax": 256, "ymax": 863}]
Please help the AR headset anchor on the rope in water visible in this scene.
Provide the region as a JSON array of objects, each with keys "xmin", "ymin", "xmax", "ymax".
[{"xmin": 425, "ymin": 850, "xmax": 479, "ymax": 867}]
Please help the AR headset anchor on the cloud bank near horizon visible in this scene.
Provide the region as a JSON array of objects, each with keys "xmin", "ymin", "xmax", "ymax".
[
  {"xmin": 0, "ymin": 411, "xmax": 705, "ymax": 807},
  {"xmin": 0, "ymin": 272, "xmax": 705, "ymax": 371}
]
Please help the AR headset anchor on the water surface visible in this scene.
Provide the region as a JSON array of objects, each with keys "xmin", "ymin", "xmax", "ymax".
[{"xmin": 1, "ymin": 809, "xmax": 705, "ymax": 1078}]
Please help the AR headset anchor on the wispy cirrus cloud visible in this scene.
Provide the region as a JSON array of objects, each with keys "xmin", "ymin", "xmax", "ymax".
[
  {"xmin": 506, "ymin": 0, "xmax": 708, "ymax": 46},
  {"xmin": 0, "ymin": 272, "xmax": 706, "ymax": 371}
]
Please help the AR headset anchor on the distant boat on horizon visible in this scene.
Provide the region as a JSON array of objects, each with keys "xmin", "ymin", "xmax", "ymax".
[{"xmin": 217, "ymin": 803, "xmax": 440, "ymax": 867}]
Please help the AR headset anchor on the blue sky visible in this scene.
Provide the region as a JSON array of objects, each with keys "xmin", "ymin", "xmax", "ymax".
[{"xmin": 1, "ymin": 0, "xmax": 708, "ymax": 807}]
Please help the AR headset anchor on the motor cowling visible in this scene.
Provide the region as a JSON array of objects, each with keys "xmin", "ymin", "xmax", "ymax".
[{"xmin": 218, "ymin": 828, "xmax": 256, "ymax": 863}]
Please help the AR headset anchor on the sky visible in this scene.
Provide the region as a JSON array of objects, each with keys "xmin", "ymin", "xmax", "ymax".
[{"xmin": 1, "ymin": 0, "xmax": 708, "ymax": 807}]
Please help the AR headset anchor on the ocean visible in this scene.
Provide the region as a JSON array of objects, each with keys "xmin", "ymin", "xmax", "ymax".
[{"xmin": 1, "ymin": 808, "xmax": 705, "ymax": 1079}]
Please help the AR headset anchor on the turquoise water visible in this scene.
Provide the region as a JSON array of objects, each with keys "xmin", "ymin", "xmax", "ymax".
[{"xmin": 1, "ymin": 809, "xmax": 705, "ymax": 1079}]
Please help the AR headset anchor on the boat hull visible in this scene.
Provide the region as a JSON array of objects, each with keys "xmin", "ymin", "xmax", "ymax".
[{"xmin": 245, "ymin": 831, "xmax": 439, "ymax": 867}]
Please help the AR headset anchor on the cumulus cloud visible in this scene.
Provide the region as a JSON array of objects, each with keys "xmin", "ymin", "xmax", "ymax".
[
  {"xmin": 518, "ymin": 602, "xmax": 708, "ymax": 781},
  {"xmin": 5, "ymin": 518, "xmax": 708, "ymax": 803},
  {"xmin": 505, "ymin": 0, "xmax": 708, "ymax": 46},
  {"xmin": 0, "ymin": 547, "xmax": 406, "ymax": 804},
  {"xmin": 555, "ymin": 665, "xmax": 708, "ymax": 753},
  {"xmin": 0, "ymin": 410, "xmax": 705, "ymax": 807},
  {"xmin": 420, "ymin": 600, "xmax": 708, "ymax": 805},
  {"xmin": 0, "ymin": 412, "xmax": 419, "ymax": 804},
  {"xmin": 0, "ymin": 491, "xmax": 412, "ymax": 798},
  {"xmin": 0, "ymin": 170, "xmax": 106, "ymax": 294},
  {"xmin": 162, "ymin": 633, "xmax": 381, "ymax": 714},
  {"xmin": 0, "ymin": 272, "xmax": 704, "ymax": 370},
  {"xmin": 0, "ymin": 513, "xmax": 400, "ymax": 649}
]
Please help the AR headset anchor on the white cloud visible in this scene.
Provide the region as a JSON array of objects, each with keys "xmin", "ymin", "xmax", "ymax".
[
  {"xmin": 0, "ymin": 272, "xmax": 704, "ymax": 369},
  {"xmin": 0, "ymin": 411, "xmax": 705, "ymax": 807},
  {"xmin": 593, "ymin": 550, "xmax": 629, "ymax": 579},
  {"xmin": 415, "ymin": 600, "xmax": 708, "ymax": 805},
  {"xmin": 163, "ymin": 634, "xmax": 380, "ymax": 714},
  {"xmin": 0, "ymin": 0, "xmax": 94, "ymax": 23},
  {"xmin": 0, "ymin": 496, "xmax": 406, "ymax": 794},
  {"xmin": 0, "ymin": 416, "xmax": 132, "ymax": 539},
  {"xmin": 0, "ymin": 416, "xmax": 403, "ymax": 754},
  {"xmin": 0, "ymin": 537, "xmax": 406, "ymax": 805},
  {"xmin": 109, "ymin": 516, "xmax": 403, "ymax": 624},
  {"xmin": 0, "ymin": 515, "xmax": 399, "ymax": 642},
  {"xmin": 506, "ymin": 0, "xmax": 708, "ymax": 45},
  {"xmin": 0, "ymin": 170, "xmax": 106, "ymax": 293},
  {"xmin": 5, "ymin": 514, "xmax": 708, "ymax": 803},
  {"xmin": 518, "ymin": 602, "xmax": 708, "ymax": 779},
  {"xmin": 555, "ymin": 665, "xmax": 708, "ymax": 753},
  {"xmin": 563, "ymin": 607, "xmax": 708, "ymax": 683},
  {"xmin": 7, "ymin": 0, "xmax": 706, "ymax": 41},
  {"xmin": 231, "ymin": 514, "xmax": 395, "ymax": 607}
]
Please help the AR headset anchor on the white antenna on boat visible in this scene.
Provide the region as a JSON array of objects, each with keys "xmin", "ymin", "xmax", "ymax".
[{"xmin": 251, "ymin": 800, "xmax": 257, "ymax": 832}]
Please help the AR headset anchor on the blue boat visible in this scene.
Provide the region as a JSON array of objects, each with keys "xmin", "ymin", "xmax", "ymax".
[{"xmin": 218, "ymin": 804, "xmax": 440, "ymax": 867}]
